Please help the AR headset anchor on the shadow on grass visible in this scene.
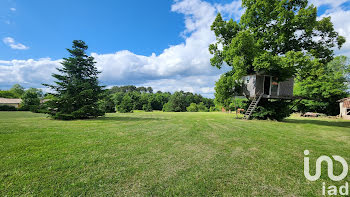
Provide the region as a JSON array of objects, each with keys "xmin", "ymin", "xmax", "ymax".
[
  {"xmin": 94, "ymin": 116, "xmax": 166, "ymax": 122},
  {"xmin": 283, "ymin": 119, "xmax": 350, "ymax": 128}
]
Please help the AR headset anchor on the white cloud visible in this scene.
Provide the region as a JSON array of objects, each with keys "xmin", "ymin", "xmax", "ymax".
[
  {"xmin": 215, "ymin": 0, "xmax": 243, "ymax": 20},
  {"xmin": 318, "ymin": 8, "xmax": 350, "ymax": 57},
  {"xmin": 89, "ymin": 0, "xmax": 233, "ymax": 96},
  {"xmin": 3, "ymin": 37, "xmax": 29, "ymax": 50},
  {"xmin": 309, "ymin": 0, "xmax": 348, "ymax": 10},
  {"xmin": 1, "ymin": 0, "xmax": 235, "ymax": 96},
  {"xmin": 6, "ymin": 0, "xmax": 349, "ymax": 97},
  {"xmin": 10, "ymin": 8, "xmax": 16, "ymax": 11},
  {"xmin": 0, "ymin": 58, "xmax": 61, "ymax": 89}
]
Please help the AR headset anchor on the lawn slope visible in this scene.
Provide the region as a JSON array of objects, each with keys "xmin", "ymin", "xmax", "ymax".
[{"xmin": 0, "ymin": 112, "xmax": 349, "ymax": 196}]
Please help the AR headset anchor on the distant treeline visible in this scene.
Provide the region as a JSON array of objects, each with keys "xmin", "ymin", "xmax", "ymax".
[
  {"xmin": 99, "ymin": 85, "xmax": 215, "ymax": 113},
  {"xmin": 1, "ymin": 84, "xmax": 217, "ymax": 113}
]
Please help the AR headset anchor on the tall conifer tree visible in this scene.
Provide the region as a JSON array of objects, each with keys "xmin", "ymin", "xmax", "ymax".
[{"xmin": 44, "ymin": 40, "xmax": 104, "ymax": 120}]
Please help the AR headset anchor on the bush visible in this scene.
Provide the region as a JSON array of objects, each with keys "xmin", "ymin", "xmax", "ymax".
[
  {"xmin": 142, "ymin": 102, "xmax": 153, "ymax": 112},
  {"xmin": 187, "ymin": 103, "xmax": 198, "ymax": 112},
  {"xmin": 21, "ymin": 88, "xmax": 41, "ymax": 112},
  {"xmin": 98, "ymin": 95, "xmax": 116, "ymax": 113},
  {"xmin": 162, "ymin": 102, "xmax": 173, "ymax": 112},
  {"xmin": 209, "ymin": 106, "xmax": 219, "ymax": 112},
  {"xmin": 197, "ymin": 102, "xmax": 208, "ymax": 112},
  {"xmin": 118, "ymin": 94, "xmax": 134, "ymax": 113},
  {"xmin": 162, "ymin": 92, "xmax": 187, "ymax": 112},
  {"xmin": 0, "ymin": 90, "xmax": 19, "ymax": 98},
  {"xmin": 247, "ymin": 99, "xmax": 292, "ymax": 121},
  {"xmin": 53, "ymin": 112, "xmax": 75, "ymax": 120},
  {"xmin": 229, "ymin": 98, "xmax": 248, "ymax": 111},
  {"xmin": 0, "ymin": 105, "xmax": 17, "ymax": 111}
]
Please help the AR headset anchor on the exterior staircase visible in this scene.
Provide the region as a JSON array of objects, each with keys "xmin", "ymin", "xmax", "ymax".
[{"xmin": 243, "ymin": 93, "xmax": 263, "ymax": 120}]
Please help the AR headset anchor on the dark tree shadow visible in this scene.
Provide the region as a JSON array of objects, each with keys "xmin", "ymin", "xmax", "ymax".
[{"xmin": 283, "ymin": 119, "xmax": 350, "ymax": 128}]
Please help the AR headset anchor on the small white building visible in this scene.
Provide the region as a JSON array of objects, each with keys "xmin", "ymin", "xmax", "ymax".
[{"xmin": 338, "ymin": 98, "xmax": 350, "ymax": 120}]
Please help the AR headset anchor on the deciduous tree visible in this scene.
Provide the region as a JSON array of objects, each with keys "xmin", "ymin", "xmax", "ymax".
[
  {"xmin": 294, "ymin": 56, "xmax": 349, "ymax": 115},
  {"xmin": 210, "ymin": 0, "xmax": 345, "ymax": 120}
]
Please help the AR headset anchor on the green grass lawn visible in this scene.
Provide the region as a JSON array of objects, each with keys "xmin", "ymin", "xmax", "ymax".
[{"xmin": 0, "ymin": 112, "xmax": 349, "ymax": 196}]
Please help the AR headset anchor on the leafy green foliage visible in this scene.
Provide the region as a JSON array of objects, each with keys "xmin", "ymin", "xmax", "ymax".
[
  {"xmin": 118, "ymin": 94, "xmax": 134, "ymax": 113},
  {"xmin": 162, "ymin": 91, "xmax": 214, "ymax": 112},
  {"xmin": 210, "ymin": 0, "xmax": 345, "ymax": 120},
  {"xmin": 186, "ymin": 103, "xmax": 198, "ymax": 112},
  {"xmin": 110, "ymin": 86, "xmax": 171, "ymax": 112},
  {"xmin": 21, "ymin": 88, "xmax": 41, "ymax": 112},
  {"xmin": 98, "ymin": 92, "xmax": 116, "ymax": 113},
  {"xmin": 229, "ymin": 97, "xmax": 247, "ymax": 111},
  {"xmin": 294, "ymin": 56, "xmax": 349, "ymax": 115},
  {"xmin": 0, "ymin": 83, "xmax": 213, "ymax": 115},
  {"xmin": 197, "ymin": 102, "xmax": 209, "ymax": 112},
  {"xmin": 0, "ymin": 84, "xmax": 26, "ymax": 98},
  {"xmin": 186, "ymin": 102, "xmax": 208, "ymax": 112},
  {"xmin": 248, "ymin": 99, "xmax": 291, "ymax": 121},
  {"xmin": 162, "ymin": 91, "xmax": 187, "ymax": 112},
  {"xmin": 214, "ymin": 73, "xmax": 243, "ymax": 110},
  {"xmin": 109, "ymin": 85, "xmax": 154, "ymax": 94},
  {"xmin": 0, "ymin": 90, "xmax": 18, "ymax": 98},
  {"xmin": 210, "ymin": 1, "xmax": 344, "ymax": 77},
  {"xmin": 209, "ymin": 106, "xmax": 219, "ymax": 112},
  {"xmin": 0, "ymin": 105, "xmax": 17, "ymax": 111},
  {"xmin": 10, "ymin": 84, "xmax": 25, "ymax": 97},
  {"xmin": 44, "ymin": 40, "xmax": 104, "ymax": 119},
  {"xmin": 142, "ymin": 102, "xmax": 153, "ymax": 112}
]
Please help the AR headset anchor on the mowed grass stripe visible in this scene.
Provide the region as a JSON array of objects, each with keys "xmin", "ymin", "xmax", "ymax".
[{"xmin": 0, "ymin": 112, "xmax": 349, "ymax": 196}]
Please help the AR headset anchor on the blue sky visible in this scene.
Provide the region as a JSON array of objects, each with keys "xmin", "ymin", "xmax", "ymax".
[
  {"xmin": 1, "ymin": 0, "xmax": 350, "ymax": 97},
  {"xmin": 0, "ymin": 0, "xmax": 185, "ymax": 59}
]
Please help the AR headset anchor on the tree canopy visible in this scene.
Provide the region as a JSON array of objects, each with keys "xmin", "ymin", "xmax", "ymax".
[
  {"xmin": 21, "ymin": 88, "xmax": 41, "ymax": 112},
  {"xmin": 214, "ymin": 72, "xmax": 243, "ymax": 110},
  {"xmin": 209, "ymin": 0, "xmax": 346, "ymax": 120},
  {"xmin": 294, "ymin": 56, "xmax": 349, "ymax": 115},
  {"xmin": 0, "ymin": 84, "xmax": 25, "ymax": 98},
  {"xmin": 209, "ymin": 0, "xmax": 345, "ymax": 81}
]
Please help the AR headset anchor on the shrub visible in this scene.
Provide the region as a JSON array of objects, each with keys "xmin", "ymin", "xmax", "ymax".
[
  {"xmin": 197, "ymin": 102, "xmax": 208, "ymax": 112},
  {"xmin": 209, "ymin": 106, "xmax": 219, "ymax": 112},
  {"xmin": 0, "ymin": 90, "xmax": 18, "ymax": 98},
  {"xmin": 0, "ymin": 105, "xmax": 17, "ymax": 111},
  {"xmin": 229, "ymin": 98, "xmax": 248, "ymax": 111},
  {"xmin": 118, "ymin": 94, "xmax": 134, "ymax": 113},
  {"xmin": 162, "ymin": 102, "xmax": 173, "ymax": 112},
  {"xmin": 247, "ymin": 99, "xmax": 292, "ymax": 121},
  {"xmin": 21, "ymin": 88, "xmax": 41, "ymax": 112},
  {"xmin": 186, "ymin": 103, "xmax": 198, "ymax": 112},
  {"xmin": 98, "ymin": 96, "xmax": 116, "ymax": 113},
  {"xmin": 53, "ymin": 112, "xmax": 75, "ymax": 120},
  {"xmin": 142, "ymin": 102, "xmax": 153, "ymax": 112},
  {"xmin": 162, "ymin": 92, "xmax": 187, "ymax": 112}
]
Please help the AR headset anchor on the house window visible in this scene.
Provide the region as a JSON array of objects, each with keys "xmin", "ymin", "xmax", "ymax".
[
  {"xmin": 246, "ymin": 76, "xmax": 250, "ymax": 84},
  {"xmin": 271, "ymin": 77, "xmax": 279, "ymax": 96},
  {"xmin": 347, "ymin": 108, "xmax": 350, "ymax": 115}
]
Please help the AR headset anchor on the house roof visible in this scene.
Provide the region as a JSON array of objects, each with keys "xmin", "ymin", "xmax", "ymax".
[
  {"xmin": 338, "ymin": 98, "xmax": 350, "ymax": 108},
  {"xmin": 0, "ymin": 98, "xmax": 22, "ymax": 104},
  {"xmin": 338, "ymin": 97, "xmax": 350, "ymax": 102}
]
